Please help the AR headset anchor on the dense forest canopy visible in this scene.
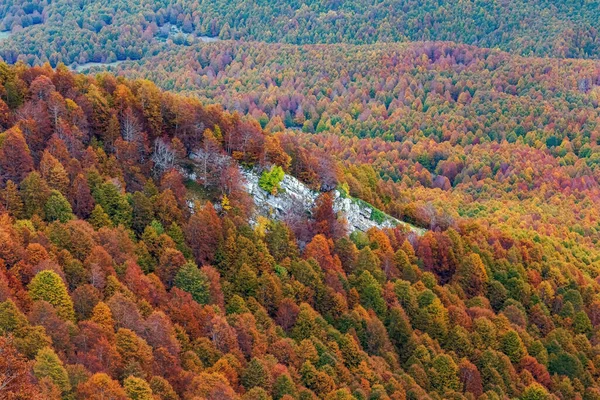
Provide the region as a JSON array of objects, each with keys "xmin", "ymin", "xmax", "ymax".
[
  {"xmin": 2, "ymin": 0, "xmax": 600, "ymax": 399},
  {"xmin": 0, "ymin": 57, "xmax": 599, "ymax": 400},
  {"xmin": 94, "ymin": 41, "xmax": 600, "ymax": 245},
  {"xmin": 2, "ymin": 0, "xmax": 600, "ymax": 66}
]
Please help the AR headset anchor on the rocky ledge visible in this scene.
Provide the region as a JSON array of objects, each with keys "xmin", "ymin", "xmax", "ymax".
[{"xmin": 240, "ymin": 168, "xmax": 425, "ymax": 235}]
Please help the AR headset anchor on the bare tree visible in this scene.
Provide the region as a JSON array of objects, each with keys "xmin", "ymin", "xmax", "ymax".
[
  {"xmin": 47, "ymin": 92, "xmax": 65, "ymax": 128},
  {"xmin": 151, "ymin": 138, "xmax": 176, "ymax": 175},
  {"xmin": 121, "ymin": 108, "xmax": 142, "ymax": 142}
]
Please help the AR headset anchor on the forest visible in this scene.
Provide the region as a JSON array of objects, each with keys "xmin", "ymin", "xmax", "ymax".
[
  {"xmin": 0, "ymin": 60, "xmax": 600, "ymax": 400},
  {"xmin": 2, "ymin": 0, "xmax": 600, "ymax": 66},
  {"xmin": 93, "ymin": 40, "xmax": 600, "ymax": 244},
  {"xmin": 2, "ymin": 0, "xmax": 600, "ymax": 399}
]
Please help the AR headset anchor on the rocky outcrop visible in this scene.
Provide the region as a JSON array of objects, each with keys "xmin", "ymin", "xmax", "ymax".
[
  {"xmin": 186, "ymin": 151, "xmax": 425, "ymax": 235},
  {"xmin": 240, "ymin": 168, "xmax": 425, "ymax": 235}
]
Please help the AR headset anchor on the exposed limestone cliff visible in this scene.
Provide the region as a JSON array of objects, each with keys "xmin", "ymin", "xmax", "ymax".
[
  {"xmin": 186, "ymin": 151, "xmax": 424, "ymax": 235},
  {"xmin": 241, "ymin": 169, "xmax": 425, "ymax": 235}
]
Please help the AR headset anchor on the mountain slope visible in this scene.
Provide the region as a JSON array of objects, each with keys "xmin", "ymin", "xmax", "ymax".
[
  {"xmin": 0, "ymin": 59, "xmax": 600, "ymax": 400},
  {"xmin": 85, "ymin": 40, "xmax": 600, "ymax": 246}
]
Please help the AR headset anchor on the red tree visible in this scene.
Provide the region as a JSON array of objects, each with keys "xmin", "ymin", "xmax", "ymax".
[
  {"xmin": 184, "ymin": 202, "xmax": 223, "ymax": 265},
  {"xmin": 0, "ymin": 127, "xmax": 34, "ymax": 184}
]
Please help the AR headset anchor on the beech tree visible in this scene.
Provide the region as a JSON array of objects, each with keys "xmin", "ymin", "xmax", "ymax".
[
  {"xmin": 28, "ymin": 270, "xmax": 74, "ymax": 321},
  {"xmin": 0, "ymin": 127, "xmax": 34, "ymax": 185},
  {"xmin": 0, "ymin": 61, "xmax": 597, "ymax": 400},
  {"xmin": 184, "ymin": 202, "xmax": 222, "ymax": 265},
  {"xmin": 33, "ymin": 347, "xmax": 70, "ymax": 394},
  {"xmin": 174, "ymin": 262, "xmax": 210, "ymax": 305},
  {"xmin": 78, "ymin": 373, "xmax": 127, "ymax": 400}
]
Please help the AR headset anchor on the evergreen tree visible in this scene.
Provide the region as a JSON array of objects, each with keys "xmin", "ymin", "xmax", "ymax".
[
  {"xmin": 500, "ymin": 330, "xmax": 526, "ymax": 363},
  {"xmin": 93, "ymin": 182, "xmax": 132, "ymax": 227}
]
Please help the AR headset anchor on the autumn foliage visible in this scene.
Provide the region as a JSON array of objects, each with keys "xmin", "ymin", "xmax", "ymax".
[{"xmin": 0, "ymin": 62, "xmax": 599, "ymax": 400}]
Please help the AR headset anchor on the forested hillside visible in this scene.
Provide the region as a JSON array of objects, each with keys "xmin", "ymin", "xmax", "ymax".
[
  {"xmin": 95, "ymin": 41, "xmax": 600, "ymax": 244},
  {"xmin": 1, "ymin": 59, "xmax": 600, "ymax": 400},
  {"xmin": 2, "ymin": 0, "xmax": 600, "ymax": 66},
  {"xmin": 3, "ymin": 0, "xmax": 600, "ymax": 399}
]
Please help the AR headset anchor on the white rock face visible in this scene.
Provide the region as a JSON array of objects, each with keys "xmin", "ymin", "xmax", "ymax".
[
  {"xmin": 241, "ymin": 168, "xmax": 425, "ymax": 235},
  {"xmin": 186, "ymin": 151, "xmax": 424, "ymax": 235}
]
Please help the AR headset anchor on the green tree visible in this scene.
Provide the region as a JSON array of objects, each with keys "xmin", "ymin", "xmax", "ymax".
[
  {"xmin": 430, "ymin": 354, "xmax": 460, "ymax": 393},
  {"xmin": 0, "ymin": 300, "xmax": 29, "ymax": 335},
  {"xmin": 45, "ymin": 190, "xmax": 74, "ymax": 222},
  {"xmin": 0, "ymin": 300, "xmax": 52, "ymax": 358},
  {"xmin": 273, "ymin": 373, "xmax": 297, "ymax": 400},
  {"xmin": 33, "ymin": 347, "xmax": 71, "ymax": 393},
  {"xmin": 355, "ymin": 270, "xmax": 386, "ymax": 316},
  {"xmin": 20, "ymin": 171, "xmax": 51, "ymax": 218},
  {"xmin": 149, "ymin": 377, "xmax": 178, "ymax": 400},
  {"xmin": 167, "ymin": 223, "xmax": 192, "ymax": 258},
  {"xmin": 291, "ymin": 304, "xmax": 320, "ymax": 341},
  {"xmin": 521, "ymin": 383, "xmax": 550, "ymax": 400},
  {"xmin": 548, "ymin": 352, "xmax": 584, "ymax": 378},
  {"xmin": 387, "ymin": 306, "xmax": 414, "ymax": 361},
  {"xmin": 234, "ymin": 263, "xmax": 259, "ymax": 297},
  {"xmin": 93, "ymin": 182, "xmax": 132, "ymax": 227},
  {"xmin": 115, "ymin": 328, "xmax": 153, "ymax": 376},
  {"xmin": 454, "ymin": 253, "xmax": 488, "ymax": 297},
  {"xmin": 174, "ymin": 262, "xmax": 210, "ymax": 304},
  {"xmin": 338, "ymin": 333, "xmax": 364, "ymax": 368},
  {"xmin": 124, "ymin": 376, "xmax": 153, "ymax": 400},
  {"xmin": 242, "ymin": 358, "xmax": 270, "ymax": 391},
  {"xmin": 28, "ymin": 270, "xmax": 75, "ymax": 321},
  {"xmin": 573, "ymin": 311, "xmax": 593, "ymax": 335},
  {"xmin": 89, "ymin": 204, "xmax": 113, "ymax": 229},
  {"xmin": 259, "ymin": 165, "xmax": 285, "ymax": 194},
  {"xmin": 355, "ymin": 246, "xmax": 384, "ymax": 282},
  {"xmin": 130, "ymin": 191, "xmax": 154, "ymax": 236},
  {"xmin": 500, "ymin": 330, "xmax": 526, "ymax": 363}
]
